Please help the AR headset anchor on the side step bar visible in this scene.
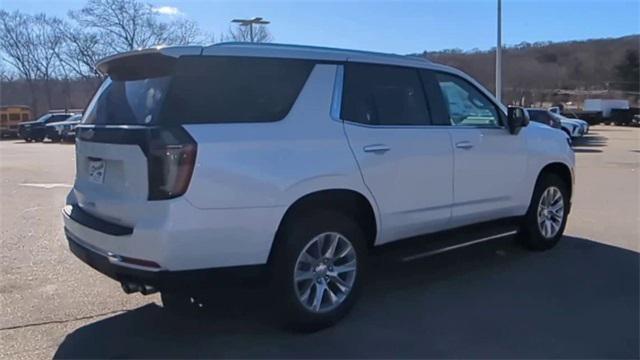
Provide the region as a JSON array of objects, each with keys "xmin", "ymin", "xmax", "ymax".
[
  {"xmin": 372, "ymin": 218, "xmax": 522, "ymax": 262},
  {"xmin": 401, "ymin": 230, "xmax": 517, "ymax": 262}
]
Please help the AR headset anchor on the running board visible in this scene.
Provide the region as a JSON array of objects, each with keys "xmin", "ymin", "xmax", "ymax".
[
  {"xmin": 372, "ymin": 218, "xmax": 521, "ymax": 263},
  {"xmin": 401, "ymin": 230, "xmax": 517, "ymax": 262}
]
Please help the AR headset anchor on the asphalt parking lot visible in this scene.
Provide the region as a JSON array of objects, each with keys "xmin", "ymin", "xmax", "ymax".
[{"xmin": 0, "ymin": 125, "xmax": 638, "ymax": 359}]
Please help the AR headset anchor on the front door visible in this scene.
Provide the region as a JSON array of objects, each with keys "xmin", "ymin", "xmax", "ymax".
[{"xmin": 430, "ymin": 71, "xmax": 528, "ymax": 225}]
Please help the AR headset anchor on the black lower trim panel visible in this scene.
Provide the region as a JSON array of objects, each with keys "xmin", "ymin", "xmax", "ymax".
[
  {"xmin": 63, "ymin": 205, "xmax": 133, "ymax": 236},
  {"xmin": 65, "ymin": 229, "xmax": 267, "ymax": 292}
]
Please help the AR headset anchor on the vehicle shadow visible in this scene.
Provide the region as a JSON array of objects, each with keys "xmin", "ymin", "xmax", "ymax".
[
  {"xmin": 572, "ymin": 134, "xmax": 607, "ymax": 148},
  {"xmin": 573, "ymin": 148, "xmax": 603, "ymax": 153},
  {"xmin": 54, "ymin": 236, "xmax": 639, "ymax": 359}
]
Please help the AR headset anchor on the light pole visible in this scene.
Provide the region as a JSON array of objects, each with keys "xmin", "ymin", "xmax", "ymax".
[
  {"xmin": 231, "ymin": 17, "xmax": 270, "ymax": 43},
  {"xmin": 496, "ymin": 0, "xmax": 502, "ymax": 103}
]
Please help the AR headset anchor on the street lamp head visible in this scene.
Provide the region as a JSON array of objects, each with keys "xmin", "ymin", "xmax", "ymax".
[{"xmin": 231, "ymin": 17, "xmax": 270, "ymax": 25}]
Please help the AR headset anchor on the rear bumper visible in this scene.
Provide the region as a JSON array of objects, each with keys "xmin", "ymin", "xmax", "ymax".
[
  {"xmin": 65, "ymin": 228, "xmax": 266, "ymax": 291},
  {"xmin": 62, "ymin": 188, "xmax": 285, "ymax": 270}
]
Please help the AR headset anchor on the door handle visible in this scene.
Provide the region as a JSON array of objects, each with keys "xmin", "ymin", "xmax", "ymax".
[
  {"xmin": 363, "ymin": 144, "xmax": 391, "ymax": 153},
  {"xmin": 455, "ymin": 141, "xmax": 474, "ymax": 149}
]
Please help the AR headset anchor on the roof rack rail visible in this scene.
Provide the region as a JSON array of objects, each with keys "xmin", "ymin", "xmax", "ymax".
[{"xmin": 211, "ymin": 42, "xmax": 432, "ymax": 63}]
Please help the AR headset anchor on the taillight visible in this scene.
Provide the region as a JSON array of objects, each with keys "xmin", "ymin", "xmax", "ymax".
[{"xmin": 147, "ymin": 127, "xmax": 197, "ymax": 200}]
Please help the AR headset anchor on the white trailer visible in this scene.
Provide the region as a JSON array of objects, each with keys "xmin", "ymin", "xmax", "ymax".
[{"xmin": 583, "ymin": 99, "xmax": 630, "ymax": 118}]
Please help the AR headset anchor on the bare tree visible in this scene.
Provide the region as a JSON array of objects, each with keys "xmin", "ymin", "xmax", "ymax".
[
  {"xmin": 0, "ymin": 10, "xmax": 63, "ymax": 113},
  {"xmin": 55, "ymin": 23, "xmax": 110, "ymax": 78},
  {"xmin": 30, "ymin": 14, "xmax": 65, "ymax": 108},
  {"xmin": 225, "ymin": 24, "xmax": 273, "ymax": 43},
  {"xmin": 165, "ymin": 19, "xmax": 203, "ymax": 46},
  {"xmin": 71, "ymin": 0, "xmax": 203, "ymax": 52},
  {"xmin": 0, "ymin": 11, "xmax": 38, "ymax": 107}
]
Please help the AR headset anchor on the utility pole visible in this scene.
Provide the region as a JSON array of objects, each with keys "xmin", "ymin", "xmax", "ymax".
[
  {"xmin": 231, "ymin": 17, "xmax": 270, "ymax": 43},
  {"xmin": 496, "ymin": 0, "xmax": 502, "ymax": 103}
]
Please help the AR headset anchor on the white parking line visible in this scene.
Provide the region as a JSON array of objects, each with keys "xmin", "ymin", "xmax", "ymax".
[{"xmin": 19, "ymin": 183, "xmax": 72, "ymax": 189}]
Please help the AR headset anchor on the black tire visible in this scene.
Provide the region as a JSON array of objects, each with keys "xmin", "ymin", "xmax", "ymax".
[
  {"xmin": 271, "ymin": 210, "xmax": 367, "ymax": 331},
  {"xmin": 160, "ymin": 292, "xmax": 202, "ymax": 315},
  {"xmin": 518, "ymin": 173, "xmax": 569, "ymax": 250}
]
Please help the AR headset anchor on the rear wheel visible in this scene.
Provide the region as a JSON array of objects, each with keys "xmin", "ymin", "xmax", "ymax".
[
  {"xmin": 518, "ymin": 174, "xmax": 569, "ymax": 250},
  {"xmin": 272, "ymin": 210, "xmax": 366, "ymax": 330}
]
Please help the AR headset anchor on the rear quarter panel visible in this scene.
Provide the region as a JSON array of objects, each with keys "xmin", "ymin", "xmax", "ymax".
[{"xmin": 183, "ymin": 64, "xmax": 376, "ymax": 214}]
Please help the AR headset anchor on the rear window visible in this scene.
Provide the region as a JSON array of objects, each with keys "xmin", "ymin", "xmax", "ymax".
[
  {"xmin": 83, "ymin": 56, "xmax": 314, "ymax": 126},
  {"xmin": 82, "ymin": 76, "xmax": 171, "ymax": 125}
]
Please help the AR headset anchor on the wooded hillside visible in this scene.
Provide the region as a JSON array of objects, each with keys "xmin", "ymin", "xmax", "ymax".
[{"xmin": 420, "ymin": 35, "xmax": 639, "ymax": 106}]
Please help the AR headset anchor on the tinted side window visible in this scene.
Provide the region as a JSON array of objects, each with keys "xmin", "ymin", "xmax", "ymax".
[
  {"xmin": 528, "ymin": 110, "xmax": 549, "ymax": 124},
  {"xmin": 341, "ymin": 63, "xmax": 430, "ymax": 126},
  {"xmin": 48, "ymin": 115, "xmax": 69, "ymax": 123},
  {"xmin": 162, "ymin": 57, "xmax": 314, "ymax": 124},
  {"xmin": 435, "ymin": 73, "xmax": 501, "ymax": 127}
]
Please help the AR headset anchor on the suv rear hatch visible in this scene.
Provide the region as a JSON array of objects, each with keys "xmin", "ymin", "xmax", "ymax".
[{"xmin": 73, "ymin": 50, "xmax": 198, "ymax": 227}]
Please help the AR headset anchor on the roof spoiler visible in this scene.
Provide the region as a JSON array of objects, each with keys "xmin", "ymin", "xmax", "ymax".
[{"xmin": 95, "ymin": 46, "xmax": 203, "ymax": 75}]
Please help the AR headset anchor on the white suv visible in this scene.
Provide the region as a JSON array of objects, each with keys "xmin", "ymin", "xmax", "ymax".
[{"xmin": 63, "ymin": 43, "xmax": 574, "ymax": 329}]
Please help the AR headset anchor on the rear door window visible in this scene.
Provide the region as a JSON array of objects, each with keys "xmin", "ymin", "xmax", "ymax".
[{"xmin": 341, "ymin": 63, "xmax": 431, "ymax": 126}]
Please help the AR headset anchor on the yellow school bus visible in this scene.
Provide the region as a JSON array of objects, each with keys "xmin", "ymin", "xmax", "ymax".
[{"xmin": 0, "ymin": 105, "xmax": 32, "ymax": 137}]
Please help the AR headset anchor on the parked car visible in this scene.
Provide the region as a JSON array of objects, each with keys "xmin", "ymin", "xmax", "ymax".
[
  {"xmin": 45, "ymin": 114, "xmax": 83, "ymax": 142},
  {"xmin": 63, "ymin": 44, "xmax": 574, "ymax": 329},
  {"xmin": 0, "ymin": 105, "xmax": 31, "ymax": 138},
  {"xmin": 526, "ymin": 108, "xmax": 562, "ymax": 129},
  {"xmin": 19, "ymin": 112, "xmax": 74, "ymax": 142},
  {"xmin": 549, "ymin": 107, "xmax": 589, "ymax": 134},
  {"xmin": 550, "ymin": 113, "xmax": 586, "ymax": 139}
]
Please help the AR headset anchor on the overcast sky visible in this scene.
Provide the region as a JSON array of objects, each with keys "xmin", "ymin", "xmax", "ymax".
[{"xmin": 2, "ymin": 0, "xmax": 639, "ymax": 53}]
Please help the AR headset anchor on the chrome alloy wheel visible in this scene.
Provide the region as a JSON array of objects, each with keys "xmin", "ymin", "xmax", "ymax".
[
  {"xmin": 293, "ymin": 232, "xmax": 357, "ymax": 313},
  {"xmin": 537, "ymin": 186, "xmax": 564, "ymax": 239}
]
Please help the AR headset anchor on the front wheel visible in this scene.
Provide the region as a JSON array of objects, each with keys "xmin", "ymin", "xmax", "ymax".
[
  {"xmin": 272, "ymin": 210, "xmax": 367, "ymax": 330},
  {"xmin": 518, "ymin": 174, "xmax": 569, "ymax": 250}
]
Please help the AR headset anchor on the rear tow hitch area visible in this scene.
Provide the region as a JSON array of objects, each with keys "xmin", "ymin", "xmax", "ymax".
[{"xmin": 121, "ymin": 282, "xmax": 158, "ymax": 295}]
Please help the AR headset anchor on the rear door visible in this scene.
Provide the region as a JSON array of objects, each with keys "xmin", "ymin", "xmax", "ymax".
[{"xmin": 340, "ymin": 63, "xmax": 453, "ymax": 244}]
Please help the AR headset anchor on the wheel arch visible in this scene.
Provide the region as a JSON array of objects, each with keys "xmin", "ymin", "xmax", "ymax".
[
  {"xmin": 537, "ymin": 162, "xmax": 573, "ymax": 200},
  {"xmin": 268, "ymin": 189, "xmax": 379, "ymax": 265}
]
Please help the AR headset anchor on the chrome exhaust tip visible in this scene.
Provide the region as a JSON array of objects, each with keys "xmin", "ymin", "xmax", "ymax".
[{"xmin": 121, "ymin": 282, "xmax": 157, "ymax": 295}]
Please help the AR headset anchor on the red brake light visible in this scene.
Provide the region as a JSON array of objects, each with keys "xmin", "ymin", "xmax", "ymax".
[{"xmin": 147, "ymin": 127, "xmax": 197, "ymax": 200}]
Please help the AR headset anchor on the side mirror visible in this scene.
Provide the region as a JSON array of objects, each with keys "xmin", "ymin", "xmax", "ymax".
[{"xmin": 507, "ymin": 106, "xmax": 529, "ymax": 134}]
